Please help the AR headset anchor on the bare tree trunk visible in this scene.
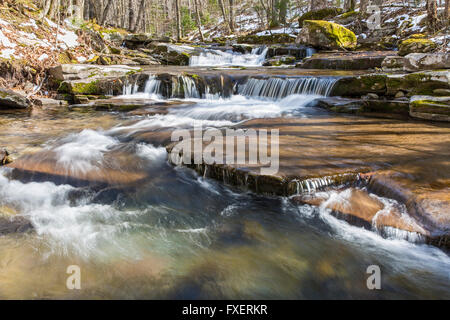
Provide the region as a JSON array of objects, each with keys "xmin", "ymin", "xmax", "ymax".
[
  {"xmin": 132, "ymin": 0, "xmax": 146, "ymax": 32},
  {"xmin": 427, "ymin": 0, "xmax": 438, "ymax": 30},
  {"xmin": 445, "ymin": 0, "xmax": 450, "ymax": 23},
  {"xmin": 344, "ymin": 0, "xmax": 355, "ymax": 11},
  {"xmin": 193, "ymin": 0, "xmax": 204, "ymax": 41},
  {"xmin": 228, "ymin": 0, "xmax": 235, "ymax": 32},
  {"xmin": 218, "ymin": 0, "xmax": 232, "ymax": 34},
  {"xmin": 101, "ymin": 0, "xmax": 114, "ymax": 24},
  {"xmin": 360, "ymin": 0, "xmax": 368, "ymax": 16},
  {"xmin": 175, "ymin": 0, "xmax": 182, "ymax": 40}
]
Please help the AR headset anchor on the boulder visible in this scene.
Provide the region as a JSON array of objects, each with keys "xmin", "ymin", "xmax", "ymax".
[
  {"xmin": 409, "ymin": 95, "xmax": 450, "ymax": 122},
  {"xmin": 298, "ymin": 8, "xmax": 343, "ymax": 27},
  {"xmin": 236, "ymin": 33, "xmax": 295, "ymax": 44},
  {"xmin": 148, "ymin": 43, "xmax": 196, "ymax": 65},
  {"xmin": 398, "ymin": 38, "xmax": 437, "ymax": 56},
  {"xmin": 0, "ymin": 88, "xmax": 30, "ymax": 109},
  {"xmin": 296, "ymin": 20, "xmax": 357, "ymax": 50},
  {"xmin": 403, "ymin": 53, "xmax": 450, "ymax": 72},
  {"xmin": 315, "ymin": 97, "xmax": 364, "ymax": 113}
]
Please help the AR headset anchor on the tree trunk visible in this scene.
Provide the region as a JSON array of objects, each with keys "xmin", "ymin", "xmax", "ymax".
[
  {"xmin": 445, "ymin": 0, "xmax": 450, "ymax": 24},
  {"xmin": 175, "ymin": 0, "xmax": 182, "ymax": 40},
  {"xmin": 228, "ymin": 0, "xmax": 235, "ymax": 32},
  {"xmin": 344, "ymin": 0, "xmax": 355, "ymax": 11},
  {"xmin": 218, "ymin": 0, "xmax": 232, "ymax": 34},
  {"xmin": 101, "ymin": 0, "xmax": 114, "ymax": 24},
  {"xmin": 427, "ymin": 0, "xmax": 438, "ymax": 30},
  {"xmin": 360, "ymin": 0, "xmax": 368, "ymax": 16},
  {"xmin": 132, "ymin": 0, "xmax": 146, "ymax": 32},
  {"xmin": 193, "ymin": 0, "xmax": 204, "ymax": 41}
]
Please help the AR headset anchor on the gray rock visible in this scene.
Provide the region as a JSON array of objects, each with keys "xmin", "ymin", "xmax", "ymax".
[
  {"xmin": 410, "ymin": 95, "xmax": 450, "ymax": 122},
  {"xmin": 382, "ymin": 56, "xmax": 405, "ymax": 71},
  {"xmin": 0, "ymin": 216, "xmax": 33, "ymax": 235},
  {"xmin": 403, "ymin": 53, "xmax": 450, "ymax": 72},
  {"xmin": 48, "ymin": 64, "xmax": 142, "ymax": 81},
  {"xmin": 0, "ymin": 88, "xmax": 30, "ymax": 109}
]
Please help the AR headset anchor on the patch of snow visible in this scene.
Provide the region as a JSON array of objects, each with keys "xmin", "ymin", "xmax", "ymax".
[
  {"xmin": 56, "ymin": 29, "xmax": 79, "ymax": 49},
  {"xmin": 77, "ymin": 56, "xmax": 87, "ymax": 63},
  {"xmin": 0, "ymin": 49, "xmax": 20, "ymax": 59},
  {"xmin": 20, "ymin": 19, "xmax": 38, "ymax": 29},
  {"xmin": 38, "ymin": 53, "xmax": 49, "ymax": 61},
  {"xmin": 0, "ymin": 18, "xmax": 10, "ymax": 26},
  {"xmin": 45, "ymin": 18, "xmax": 58, "ymax": 29},
  {"xmin": 255, "ymin": 28, "xmax": 300, "ymax": 36},
  {"xmin": 0, "ymin": 30, "xmax": 16, "ymax": 48}
]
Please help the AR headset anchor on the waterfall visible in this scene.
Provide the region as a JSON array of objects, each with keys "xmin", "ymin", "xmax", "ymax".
[
  {"xmin": 238, "ymin": 77, "xmax": 337, "ymax": 99},
  {"xmin": 189, "ymin": 46, "xmax": 268, "ymax": 67},
  {"xmin": 123, "ymin": 74, "xmax": 338, "ymax": 100}
]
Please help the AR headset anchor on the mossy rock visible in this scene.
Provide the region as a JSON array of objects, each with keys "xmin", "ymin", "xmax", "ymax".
[
  {"xmin": 331, "ymin": 74, "xmax": 387, "ymax": 97},
  {"xmin": 398, "ymin": 38, "xmax": 437, "ymax": 56},
  {"xmin": 387, "ymin": 71, "xmax": 450, "ymax": 96},
  {"xmin": 296, "ymin": 20, "xmax": 357, "ymax": 50},
  {"xmin": 298, "ymin": 8, "xmax": 343, "ymax": 27},
  {"xmin": 410, "ymin": 96, "xmax": 450, "ymax": 121},
  {"xmin": 237, "ymin": 34, "xmax": 295, "ymax": 44}
]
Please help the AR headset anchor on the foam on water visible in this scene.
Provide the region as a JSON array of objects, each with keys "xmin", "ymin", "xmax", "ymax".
[{"xmin": 53, "ymin": 129, "xmax": 118, "ymax": 173}]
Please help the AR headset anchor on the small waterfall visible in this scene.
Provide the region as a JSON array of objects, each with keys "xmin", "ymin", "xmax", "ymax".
[
  {"xmin": 238, "ymin": 77, "xmax": 337, "ymax": 99},
  {"xmin": 189, "ymin": 46, "xmax": 268, "ymax": 67}
]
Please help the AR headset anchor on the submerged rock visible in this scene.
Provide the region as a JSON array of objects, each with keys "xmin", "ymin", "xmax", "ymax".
[
  {"xmin": 0, "ymin": 216, "xmax": 33, "ymax": 235},
  {"xmin": 296, "ymin": 20, "xmax": 357, "ymax": 50},
  {"xmin": 0, "ymin": 88, "xmax": 30, "ymax": 109}
]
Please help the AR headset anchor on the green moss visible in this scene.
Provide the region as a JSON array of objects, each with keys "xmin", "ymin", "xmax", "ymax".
[
  {"xmin": 298, "ymin": 8, "xmax": 343, "ymax": 26},
  {"xmin": 70, "ymin": 81, "xmax": 100, "ymax": 95},
  {"xmin": 340, "ymin": 10, "xmax": 357, "ymax": 19},
  {"xmin": 303, "ymin": 20, "xmax": 357, "ymax": 49},
  {"xmin": 398, "ymin": 38, "xmax": 436, "ymax": 56}
]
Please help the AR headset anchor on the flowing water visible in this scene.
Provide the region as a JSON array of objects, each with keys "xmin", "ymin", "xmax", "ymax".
[
  {"xmin": 0, "ymin": 72, "xmax": 449, "ymax": 299},
  {"xmin": 189, "ymin": 47, "xmax": 268, "ymax": 67}
]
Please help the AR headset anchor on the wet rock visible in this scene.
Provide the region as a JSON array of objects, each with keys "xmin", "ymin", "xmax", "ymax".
[
  {"xmin": 298, "ymin": 51, "xmax": 394, "ymax": 70},
  {"xmin": 0, "ymin": 88, "xmax": 30, "ymax": 109},
  {"xmin": 362, "ymin": 93, "xmax": 379, "ymax": 100},
  {"xmin": 398, "ymin": 38, "xmax": 437, "ymax": 56},
  {"xmin": 296, "ymin": 20, "xmax": 357, "ymax": 50},
  {"xmin": 331, "ymin": 74, "xmax": 387, "ymax": 97},
  {"xmin": 263, "ymin": 55, "xmax": 296, "ymax": 66},
  {"xmin": 315, "ymin": 97, "xmax": 364, "ymax": 113},
  {"xmin": 298, "ymin": 8, "xmax": 343, "ymax": 27},
  {"xmin": 0, "ymin": 216, "xmax": 33, "ymax": 235},
  {"xmin": 409, "ymin": 95, "xmax": 450, "ymax": 122},
  {"xmin": 403, "ymin": 53, "xmax": 450, "ymax": 72},
  {"xmin": 1, "ymin": 149, "xmax": 13, "ymax": 166}
]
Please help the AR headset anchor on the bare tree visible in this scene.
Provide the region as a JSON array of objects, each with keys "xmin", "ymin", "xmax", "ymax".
[
  {"xmin": 427, "ymin": 0, "xmax": 438, "ymax": 30},
  {"xmin": 175, "ymin": 0, "xmax": 182, "ymax": 40},
  {"xmin": 193, "ymin": 0, "xmax": 204, "ymax": 41}
]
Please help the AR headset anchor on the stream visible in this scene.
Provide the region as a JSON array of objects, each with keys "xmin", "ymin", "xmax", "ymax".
[{"xmin": 0, "ymin": 51, "xmax": 449, "ymax": 299}]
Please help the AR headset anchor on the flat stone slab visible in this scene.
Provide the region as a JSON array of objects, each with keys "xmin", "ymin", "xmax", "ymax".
[{"xmin": 298, "ymin": 51, "xmax": 396, "ymax": 70}]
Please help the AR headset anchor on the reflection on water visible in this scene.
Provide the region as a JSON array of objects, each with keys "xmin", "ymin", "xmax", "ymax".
[{"xmin": 0, "ymin": 96, "xmax": 449, "ymax": 300}]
